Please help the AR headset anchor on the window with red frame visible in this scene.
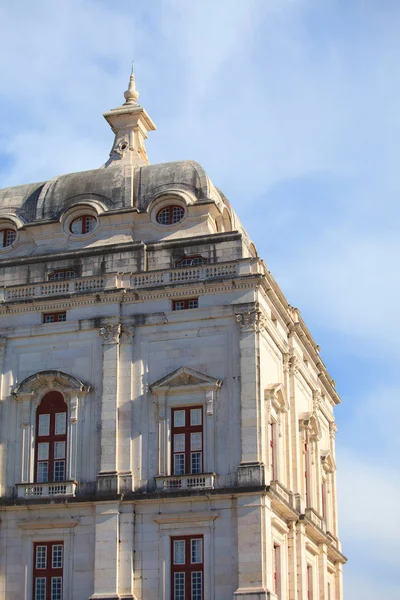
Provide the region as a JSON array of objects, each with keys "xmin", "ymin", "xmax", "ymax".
[
  {"xmin": 175, "ymin": 256, "xmax": 208, "ymax": 268},
  {"xmin": 33, "ymin": 541, "xmax": 63, "ymax": 600},
  {"xmin": 172, "ymin": 299, "xmax": 198, "ymax": 311},
  {"xmin": 0, "ymin": 228, "xmax": 16, "ymax": 248},
  {"xmin": 304, "ymin": 441, "xmax": 310, "ymax": 507},
  {"xmin": 35, "ymin": 392, "xmax": 67, "ymax": 483},
  {"xmin": 171, "ymin": 535, "xmax": 203, "ymax": 600},
  {"xmin": 156, "ymin": 205, "xmax": 184, "ymax": 225},
  {"xmin": 172, "ymin": 407, "xmax": 203, "ymax": 475},
  {"xmin": 43, "ymin": 312, "xmax": 66, "ymax": 324},
  {"xmin": 273, "ymin": 543, "xmax": 281, "ymax": 599},
  {"xmin": 48, "ymin": 269, "xmax": 78, "ymax": 281},
  {"xmin": 70, "ymin": 215, "xmax": 96, "ymax": 234},
  {"xmin": 321, "ymin": 479, "xmax": 326, "ymax": 520},
  {"xmin": 307, "ymin": 564, "xmax": 313, "ymax": 600},
  {"xmin": 270, "ymin": 421, "xmax": 276, "ymax": 480}
]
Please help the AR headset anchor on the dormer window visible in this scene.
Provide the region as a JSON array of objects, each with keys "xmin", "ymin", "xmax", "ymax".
[
  {"xmin": 70, "ymin": 215, "xmax": 97, "ymax": 235},
  {"xmin": 48, "ymin": 269, "xmax": 78, "ymax": 281},
  {"xmin": 157, "ymin": 205, "xmax": 184, "ymax": 225},
  {"xmin": 0, "ymin": 228, "xmax": 16, "ymax": 248},
  {"xmin": 176, "ymin": 256, "xmax": 208, "ymax": 267}
]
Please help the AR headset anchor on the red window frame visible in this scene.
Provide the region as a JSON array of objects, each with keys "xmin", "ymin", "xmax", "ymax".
[
  {"xmin": 156, "ymin": 205, "xmax": 184, "ymax": 225},
  {"xmin": 48, "ymin": 269, "xmax": 78, "ymax": 281},
  {"xmin": 35, "ymin": 392, "xmax": 68, "ymax": 484},
  {"xmin": 307, "ymin": 564, "xmax": 313, "ymax": 600},
  {"xmin": 70, "ymin": 215, "xmax": 96, "ymax": 234},
  {"xmin": 0, "ymin": 228, "xmax": 16, "ymax": 247},
  {"xmin": 273, "ymin": 543, "xmax": 281, "ymax": 598},
  {"xmin": 171, "ymin": 407, "xmax": 203, "ymax": 475},
  {"xmin": 43, "ymin": 312, "xmax": 67, "ymax": 323},
  {"xmin": 171, "ymin": 535, "xmax": 203, "ymax": 600},
  {"xmin": 33, "ymin": 541, "xmax": 63, "ymax": 600},
  {"xmin": 304, "ymin": 441, "xmax": 310, "ymax": 507},
  {"xmin": 172, "ymin": 299, "xmax": 199, "ymax": 311},
  {"xmin": 321, "ymin": 479, "xmax": 326, "ymax": 520}
]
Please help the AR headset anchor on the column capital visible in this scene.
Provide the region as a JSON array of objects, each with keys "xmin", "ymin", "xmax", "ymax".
[
  {"xmin": 235, "ymin": 310, "xmax": 261, "ymax": 332},
  {"xmin": 99, "ymin": 324, "xmax": 121, "ymax": 344}
]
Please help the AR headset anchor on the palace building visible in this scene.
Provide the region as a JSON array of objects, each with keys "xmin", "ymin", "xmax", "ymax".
[{"xmin": 0, "ymin": 66, "xmax": 346, "ymax": 599}]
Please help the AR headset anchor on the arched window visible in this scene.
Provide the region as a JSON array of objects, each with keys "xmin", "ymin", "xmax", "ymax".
[
  {"xmin": 70, "ymin": 215, "xmax": 97, "ymax": 234},
  {"xmin": 0, "ymin": 228, "xmax": 16, "ymax": 247},
  {"xmin": 48, "ymin": 269, "xmax": 78, "ymax": 281},
  {"xmin": 35, "ymin": 392, "xmax": 67, "ymax": 483},
  {"xmin": 156, "ymin": 205, "xmax": 185, "ymax": 225},
  {"xmin": 175, "ymin": 256, "xmax": 208, "ymax": 268}
]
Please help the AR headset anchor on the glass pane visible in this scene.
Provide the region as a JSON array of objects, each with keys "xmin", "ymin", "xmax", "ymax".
[
  {"xmin": 71, "ymin": 217, "xmax": 82, "ymax": 234},
  {"xmin": 173, "ymin": 434, "xmax": 185, "ymax": 452},
  {"xmin": 54, "ymin": 461, "xmax": 65, "ymax": 482},
  {"xmin": 191, "ymin": 433, "xmax": 202, "ymax": 451},
  {"xmin": 174, "ymin": 410, "xmax": 185, "ymax": 427},
  {"xmin": 172, "ymin": 206, "xmax": 184, "ymax": 223},
  {"xmin": 55, "ymin": 413, "xmax": 66, "ymax": 435},
  {"xmin": 36, "ymin": 545, "xmax": 47, "ymax": 569},
  {"xmin": 37, "ymin": 462, "xmax": 48, "ymax": 483},
  {"xmin": 38, "ymin": 414, "xmax": 50, "ymax": 436},
  {"xmin": 84, "ymin": 216, "xmax": 96, "ymax": 233},
  {"xmin": 174, "ymin": 573, "xmax": 185, "ymax": 600},
  {"xmin": 52, "ymin": 545, "xmax": 63, "ymax": 569},
  {"xmin": 191, "ymin": 452, "xmax": 202, "ymax": 474},
  {"xmin": 173, "ymin": 540, "xmax": 185, "ymax": 564},
  {"xmin": 190, "ymin": 408, "xmax": 202, "ymax": 426},
  {"xmin": 191, "ymin": 572, "xmax": 203, "ymax": 600},
  {"xmin": 35, "ymin": 577, "xmax": 47, "ymax": 600},
  {"xmin": 157, "ymin": 207, "xmax": 170, "ymax": 224},
  {"xmin": 174, "ymin": 454, "xmax": 185, "ymax": 475},
  {"xmin": 191, "ymin": 539, "xmax": 203, "ymax": 564},
  {"xmin": 174, "ymin": 301, "xmax": 185, "ymax": 310},
  {"xmin": 38, "ymin": 443, "xmax": 49, "ymax": 460},
  {"xmin": 188, "ymin": 299, "xmax": 198, "ymax": 309},
  {"xmin": 54, "ymin": 442, "xmax": 65, "ymax": 459},
  {"xmin": 51, "ymin": 576, "xmax": 63, "ymax": 600},
  {"xmin": 5, "ymin": 230, "xmax": 16, "ymax": 246}
]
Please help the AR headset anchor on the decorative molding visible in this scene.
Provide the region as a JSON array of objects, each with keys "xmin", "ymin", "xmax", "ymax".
[
  {"xmin": 154, "ymin": 512, "xmax": 218, "ymax": 524},
  {"xmin": 329, "ymin": 421, "xmax": 337, "ymax": 439},
  {"xmin": 18, "ymin": 518, "xmax": 79, "ymax": 530},
  {"xmin": 289, "ymin": 355, "xmax": 299, "ymax": 375},
  {"xmin": 299, "ymin": 412, "xmax": 322, "ymax": 441},
  {"xmin": 12, "ymin": 370, "xmax": 90, "ymax": 398},
  {"xmin": 120, "ymin": 325, "xmax": 135, "ymax": 343},
  {"xmin": 99, "ymin": 324, "xmax": 121, "ymax": 344},
  {"xmin": 150, "ymin": 366, "xmax": 222, "ymax": 394},
  {"xmin": 235, "ymin": 310, "xmax": 260, "ymax": 332},
  {"xmin": 321, "ymin": 450, "xmax": 336, "ymax": 473},
  {"xmin": 264, "ymin": 383, "xmax": 289, "ymax": 412}
]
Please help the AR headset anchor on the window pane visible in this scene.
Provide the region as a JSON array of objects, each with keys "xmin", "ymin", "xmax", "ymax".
[
  {"xmin": 191, "ymin": 453, "xmax": 202, "ymax": 474},
  {"xmin": 173, "ymin": 434, "xmax": 185, "ymax": 452},
  {"xmin": 54, "ymin": 461, "xmax": 65, "ymax": 482},
  {"xmin": 191, "ymin": 539, "xmax": 203, "ymax": 564},
  {"xmin": 5, "ymin": 230, "xmax": 16, "ymax": 246},
  {"xmin": 55, "ymin": 413, "xmax": 66, "ymax": 435},
  {"xmin": 38, "ymin": 414, "xmax": 50, "ymax": 436},
  {"xmin": 172, "ymin": 206, "xmax": 184, "ymax": 223},
  {"xmin": 35, "ymin": 577, "xmax": 47, "ymax": 600},
  {"xmin": 191, "ymin": 572, "xmax": 203, "ymax": 600},
  {"xmin": 37, "ymin": 462, "xmax": 49, "ymax": 483},
  {"xmin": 173, "ymin": 540, "xmax": 185, "ymax": 564},
  {"xmin": 51, "ymin": 576, "xmax": 63, "ymax": 600},
  {"xmin": 38, "ymin": 443, "xmax": 49, "ymax": 460},
  {"xmin": 191, "ymin": 432, "xmax": 202, "ymax": 451},
  {"xmin": 157, "ymin": 207, "xmax": 170, "ymax": 224},
  {"xmin": 174, "ymin": 410, "xmax": 185, "ymax": 428},
  {"xmin": 174, "ymin": 454, "xmax": 185, "ymax": 475},
  {"xmin": 84, "ymin": 216, "xmax": 96, "ymax": 233},
  {"xmin": 190, "ymin": 408, "xmax": 202, "ymax": 426},
  {"xmin": 71, "ymin": 217, "xmax": 83, "ymax": 234},
  {"xmin": 188, "ymin": 299, "xmax": 198, "ymax": 309},
  {"xmin": 36, "ymin": 545, "xmax": 47, "ymax": 569},
  {"xmin": 174, "ymin": 573, "xmax": 185, "ymax": 600},
  {"xmin": 44, "ymin": 314, "xmax": 55, "ymax": 323},
  {"xmin": 52, "ymin": 545, "xmax": 63, "ymax": 569},
  {"xmin": 54, "ymin": 442, "xmax": 65, "ymax": 459},
  {"xmin": 173, "ymin": 301, "xmax": 185, "ymax": 310}
]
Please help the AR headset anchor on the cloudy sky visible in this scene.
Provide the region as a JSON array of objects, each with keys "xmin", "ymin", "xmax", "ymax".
[{"xmin": 0, "ymin": 0, "xmax": 398, "ymax": 596}]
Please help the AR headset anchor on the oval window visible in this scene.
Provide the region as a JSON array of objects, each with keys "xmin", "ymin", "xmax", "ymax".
[
  {"xmin": 70, "ymin": 215, "xmax": 97, "ymax": 235},
  {"xmin": 0, "ymin": 228, "xmax": 16, "ymax": 248},
  {"xmin": 156, "ymin": 206, "xmax": 184, "ymax": 225}
]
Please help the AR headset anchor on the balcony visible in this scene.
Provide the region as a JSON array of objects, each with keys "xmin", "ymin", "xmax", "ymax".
[
  {"xmin": 268, "ymin": 480, "xmax": 298, "ymax": 519},
  {"xmin": 155, "ymin": 473, "xmax": 216, "ymax": 492},
  {"xmin": 0, "ymin": 259, "xmax": 261, "ymax": 303},
  {"xmin": 16, "ymin": 481, "xmax": 77, "ymax": 499}
]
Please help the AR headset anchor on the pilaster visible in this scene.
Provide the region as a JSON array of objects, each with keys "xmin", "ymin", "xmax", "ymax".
[
  {"xmin": 118, "ymin": 325, "xmax": 135, "ymax": 492},
  {"xmin": 318, "ymin": 544, "xmax": 328, "ymax": 600}
]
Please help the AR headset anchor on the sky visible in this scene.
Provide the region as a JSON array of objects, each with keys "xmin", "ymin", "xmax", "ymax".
[{"xmin": 0, "ymin": 0, "xmax": 398, "ymax": 596}]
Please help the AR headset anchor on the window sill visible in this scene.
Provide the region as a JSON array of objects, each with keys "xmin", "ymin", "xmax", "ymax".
[
  {"xmin": 155, "ymin": 473, "xmax": 216, "ymax": 491},
  {"xmin": 16, "ymin": 481, "xmax": 77, "ymax": 499}
]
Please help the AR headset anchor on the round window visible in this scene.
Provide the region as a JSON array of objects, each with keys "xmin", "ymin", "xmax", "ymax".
[
  {"xmin": 70, "ymin": 215, "xmax": 97, "ymax": 235},
  {"xmin": 0, "ymin": 228, "xmax": 16, "ymax": 248},
  {"xmin": 156, "ymin": 205, "xmax": 185, "ymax": 225}
]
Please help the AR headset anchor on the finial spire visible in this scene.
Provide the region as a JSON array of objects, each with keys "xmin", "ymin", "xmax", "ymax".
[{"xmin": 123, "ymin": 61, "xmax": 139, "ymax": 105}]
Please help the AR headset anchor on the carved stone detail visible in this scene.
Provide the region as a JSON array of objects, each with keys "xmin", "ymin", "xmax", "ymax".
[
  {"xmin": 329, "ymin": 421, "xmax": 337, "ymax": 439},
  {"xmin": 120, "ymin": 325, "xmax": 135, "ymax": 343},
  {"xmin": 99, "ymin": 324, "xmax": 121, "ymax": 344},
  {"xmin": 235, "ymin": 311, "xmax": 260, "ymax": 332},
  {"xmin": 289, "ymin": 355, "xmax": 299, "ymax": 375}
]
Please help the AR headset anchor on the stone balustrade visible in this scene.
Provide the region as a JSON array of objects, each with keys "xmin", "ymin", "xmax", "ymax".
[
  {"xmin": 16, "ymin": 481, "xmax": 77, "ymax": 498},
  {"xmin": 154, "ymin": 473, "xmax": 215, "ymax": 491}
]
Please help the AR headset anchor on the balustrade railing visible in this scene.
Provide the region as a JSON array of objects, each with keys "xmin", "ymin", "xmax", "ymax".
[
  {"xmin": 16, "ymin": 481, "xmax": 77, "ymax": 498},
  {"xmin": 155, "ymin": 473, "xmax": 215, "ymax": 491}
]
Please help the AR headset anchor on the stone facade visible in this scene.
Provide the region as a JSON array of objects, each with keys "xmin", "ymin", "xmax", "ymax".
[{"xmin": 0, "ymin": 68, "xmax": 346, "ymax": 599}]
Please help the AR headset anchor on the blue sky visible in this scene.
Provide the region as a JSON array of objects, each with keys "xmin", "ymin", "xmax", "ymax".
[{"xmin": 1, "ymin": 0, "xmax": 399, "ymax": 596}]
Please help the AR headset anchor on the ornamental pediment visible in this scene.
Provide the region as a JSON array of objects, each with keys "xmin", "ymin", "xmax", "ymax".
[
  {"xmin": 12, "ymin": 370, "xmax": 91, "ymax": 398},
  {"xmin": 265, "ymin": 383, "xmax": 289, "ymax": 412},
  {"xmin": 299, "ymin": 411, "xmax": 322, "ymax": 441},
  {"xmin": 150, "ymin": 367, "xmax": 222, "ymax": 394}
]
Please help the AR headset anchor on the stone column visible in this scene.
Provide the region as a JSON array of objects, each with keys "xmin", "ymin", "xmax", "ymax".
[
  {"xmin": 97, "ymin": 324, "xmax": 121, "ymax": 495},
  {"xmin": 234, "ymin": 494, "xmax": 268, "ymax": 599},
  {"xmin": 295, "ymin": 521, "xmax": 307, "ymax": 600},
  {"xmin": 90, "ymin": 502, "xmax": 121, "ymax": 600},
  {"xmin": 287, "ymin": 521, "xmax": 298, "ymax": 600},
  {"xmin": 318, "ymin": 544, "xmax": 328, "ymax": 600},
  {"xmin": 20, "ymin": 394, "xmax": 33, "ymax": 483},
  {"xmin": 235, "ymin": 306, "xmax": 265, "ymax": 487},
  {"xmin": 0, "ymin": 337, "xmax": 7, "ymax": 495},
  {"xmin": 118, "ymin": 325, "xmax": 135, "ymax": 492},
  {"xmin": 157, "ymin": 391, "xmax": 167, "ymax": 475},
  {"xmin": 67, "ymin": 394, "xmax": 79, "ymax": 481}
]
